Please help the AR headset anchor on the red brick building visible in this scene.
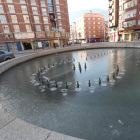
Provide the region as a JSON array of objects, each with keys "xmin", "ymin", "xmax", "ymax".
[
  {"xmin": 75, "ymin": 13, "xmax": 106, "ymax": 43},
  {"xmin": 0, "ymin": 0, "xmax": 70, "ymax": 51}
]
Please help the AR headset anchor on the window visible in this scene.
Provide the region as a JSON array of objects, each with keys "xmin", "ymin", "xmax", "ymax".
[
  {"xmin": 13, "ymin": 25, "xmax": 20, "ymax": 32},
  {"xmin": 93, "ymin": 22, "xmax": 95, "ymax": 24},
  {"xmin": 98, "ymin": 22, "xmax": 100, "ymax": 24},
  {"xmin": 2, "ymin": 25, "xmax": 9, "ymax": 33},
  {"xmin": 11, "ymin": 15, "xmax": 18, "ymax": 23},
  {"xmin": 31, "ymin": 0, "xmax": 36, "ymax": 5},
  {"xmin": 98, "ymin": 26, "xmax": 100, "ymax": 28},
  {"xmin": 0, "ymin": 51, "xmax": 5, "ymax": 55},
  {"xmin": 25, "ymin": 25, "xmax": 31, "ymax": 29},
  {"xmin": 40, "ymin": 0, "xmax": 45, "ymax": 6},
  {"xmin": 57, "ymin": 13, "xmax": 61, "ymax": 19},
  {"xmin": 56, "ymin": 6, "xmax": 60, "ymax": 11},
  {"xmin": 119, "ymin": 6, "xmax": 122, "ymax": 11},
  {"xmin": 0, "ymin": 15, "xmax": 6, "ymax": 23},
  {"xmin": 58, "ymin": 20, "xmax": 62, "ymax": 25},
  {"xmin": 88, "ymin": 18, "xmax": 90, "ymax": 20},
  {"xmin": 119, "ymin": 15, "xmax": 121, "ymax": 19},
  {"xmin": 47, "ymin": 0, "xmax": 53, "ymax": 5},
  {"xmin": 93, "ymin": 26, "xmax": 95, "ymax": 28},
  {"xmin": 44, "ymin": 25, "xmax": 49, "ymax": 31},
  {"xmin": 48, "ymin": 6, "xmax": 53, "ymax": 12},
  {"xmin": 20, "ymin": 0, "xmax": 25, "ymax": 3},
  {"xmin": 93, "ymin": 31, "xmax": 95, "ymax": 33},
  {"xmin": 34, "ymin": 16, "xmax": 39, "ymax": 23},
  {"xmin": 8, "ymin": 5, "xmax": 15, "ymax": 13},
  {"xmin": 98, "ymin": 18, "xmax": 100, "ymax": 20},
  {"xmin": 93, "ymin": 18, "xmax": 95, "ymax": 20},
  {"xmin": 23, "ymin": 15, "xmax": 30, "ymax": 23},
  {"xmin": 0, "ymin": 5, "xmax": 3, "ymax": 13},
  {"xmin": 43, "ymin": 17, "xmax": 48, "ymax": 23},
  {"xmin": 7, "ymin": 0, "xmax": 13, "ymax": 3},
  {"xmin": 94, "ymin": 35, "xmax": 96, "ymax": 37},
  {"xmin": 42, "ymin": 8, "xmax": 47, "ymax": 15},
  {"xmin": 138, "ymin": 20, "xmax": 140, "ymax": 25},
  {"xmin": 36, "ymin": 25, "xmax": 41, "ymax": 31},
  {"xmin": 25, "ymin": 25, "xmax": 32, "ymax": 32},
  {"xmin": 56, "ymin": 0, "xmax": 59, "ymax": 4},
  {"xmin": 32, "ymin": 7, "xmax": 38, "ymax": 14},
  {"xmin": 21, "ymin": 6, "xmax": 27, "ymax": 13}
]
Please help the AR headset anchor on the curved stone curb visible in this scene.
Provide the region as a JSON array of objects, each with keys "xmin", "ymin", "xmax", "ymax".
[
  {"xmin": 0, "ymin": 44, "xmax": 139, "ymax": 140},
  {"xmin": 0, "ymin": 109, "xmax": 84, "ymax": 140}
]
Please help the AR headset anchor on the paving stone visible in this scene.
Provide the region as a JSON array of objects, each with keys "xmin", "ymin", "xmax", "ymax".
[
  {"xmin": 0, "ymin": 109, "xmax": 15, "ymax": 129},
  {"xmin": 0, "ymin": 118, "xmax": 51, "ymax": 140},
  {"xmin": 47, "ymin": 131, "xmax": 84, "ymax": 140}
]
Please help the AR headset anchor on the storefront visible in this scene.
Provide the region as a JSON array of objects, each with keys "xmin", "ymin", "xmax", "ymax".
[
  {"xmin": 131, "ymin": 31, "xmax": 140, "ymax": 41},
  {"xmin": 123, "ymin": 30, "xmax": 133, "ymax": 41}
]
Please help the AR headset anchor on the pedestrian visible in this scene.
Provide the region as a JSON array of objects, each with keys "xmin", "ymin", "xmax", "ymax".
[
  {"xmin": 54, "ymin": 43, "xmax": 56, "ymax": 49},
  {"xmin": 63, "ymin": 44, "xmax": 65, "ymax": 47}
]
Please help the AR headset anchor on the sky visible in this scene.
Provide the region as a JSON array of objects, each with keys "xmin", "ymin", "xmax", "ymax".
[{"xmin": 67, "ymin": 0, "xmax": 108, "ymax": 12}]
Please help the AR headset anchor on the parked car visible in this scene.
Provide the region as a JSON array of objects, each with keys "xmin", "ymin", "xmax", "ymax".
[{"xmin": 0, "ymin": 50, "xmax": 15, "ymax": 63}]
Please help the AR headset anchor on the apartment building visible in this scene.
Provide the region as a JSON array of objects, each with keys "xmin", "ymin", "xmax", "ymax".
[
  {"xmin": 0, "ymin": 0, "xmax": 70, "ymax": 51},
  {"xmin": 108, "ymin": 0, "xmax": 119, "ymax": 42},
  {"xmin": 108, "ymin": 0, "xmax": 140, "ymax": 42},
  {"xmin": 74, "ymin": 13, "xmax": 106, "ymax": 43},
  {"xmin": 70, "ymin": 22, "xmax": 77, "ymax": 42}
]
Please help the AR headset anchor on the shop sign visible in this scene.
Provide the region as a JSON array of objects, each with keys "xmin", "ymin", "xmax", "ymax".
[
  {"xmin": 14, "ymin": 32, "xmax": 35, "ymax": 39},
  {"xmin": 36, "ymin": 32, "xmax": 45, "ymax": 38},
  {"xmin": 55, "ymin": 32, "xmax": 61, "ymax": 37},
  {"xmin": 46, "ymin": 32, "xmax": 54, "ymax": 37},
  {"xmin": 123, "ymin": 30, "xmax": 133, "ymax": 34}
]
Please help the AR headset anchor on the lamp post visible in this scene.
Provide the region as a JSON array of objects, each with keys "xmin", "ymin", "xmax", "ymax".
[{"xmin": 54, "ymin": 18, "xmax": 60, "ymax": 49}]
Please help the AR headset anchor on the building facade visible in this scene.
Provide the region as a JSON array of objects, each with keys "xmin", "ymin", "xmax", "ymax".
[
  {"xmin": 74, "ymin": 13, "xmax": 106, "ymax": 43},
  {"xmin": 0, "ymin": 0, "xmax": 70, "ymax": 51},
  {"xmin": 108, "ymin": 0, "xmax": 119, "ymax": 42},
  {"xmin": 108, "ymin": 0, "xmax": 140, "ymax": 42},
  {"xmin": 70, "ymin": 22, "xmax": 77, "ymax": 43}
]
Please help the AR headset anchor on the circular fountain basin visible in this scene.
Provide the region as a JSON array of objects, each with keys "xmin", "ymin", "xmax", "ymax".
[{"xmin": 0, "ymin": 48, "xmax": 140, "ymax": 140}]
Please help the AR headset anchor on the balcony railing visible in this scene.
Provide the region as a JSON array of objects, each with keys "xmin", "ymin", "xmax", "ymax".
[{"xmin": 123, "ymin": 20, "xmax": 136, "ymax": 28}]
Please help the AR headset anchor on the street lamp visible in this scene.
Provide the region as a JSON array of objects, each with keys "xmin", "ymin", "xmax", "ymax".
[{"xmin": 54, "ymin": 18, "xmax": 60, "ymax": 49}]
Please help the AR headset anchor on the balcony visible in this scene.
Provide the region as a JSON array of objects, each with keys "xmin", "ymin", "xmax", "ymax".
[
  {"xmin": 108, "ymin": 8, "xmax": 114, "ymax": 15},
  {"xmin": 3, "ymin": 30, "xmax": 10, "ymax": 33},
  {"xmin": 122, "ymin": 9, "xmax": 136, "ymax": 20},
  {"xmin": 14, "ymin": 29, "xmax": 20, "ymax": 32},
  {"xmin": 108, "ymin": 1, "xmax": 113, "ymax": 8},
  {"xmin": 123, "ymin": 20, "xmax": 136, "ymax": 28},
  {"xmin": 124, "ymin": 0, "xmax": 137, "ymax": 11},
  {"xmin": 109, "ymin": 16, "xmax": 113, "ymax": 21}
]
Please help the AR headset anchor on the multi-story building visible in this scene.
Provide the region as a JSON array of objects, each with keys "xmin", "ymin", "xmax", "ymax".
[
  {"xmin": 108, "ymin": 0, "xmax": 140, "ymax": 42},
  {"xmin": 0, "ymin": 0, "xmax": 70, "ymax": 51},
  {"xmin": 70, "ymin": 22, "xmax": 77, "ymax": 43},
  {"xmin": 74, "ymin": 13, "xmax": 106, "ymax": 43},
  {"xmin": 104, "ymin": 21, "xmax": 109, "ymax": 41},
  {"xmin": 108, "ymin": 0, "xmax": 119, "ymax": 42}
]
